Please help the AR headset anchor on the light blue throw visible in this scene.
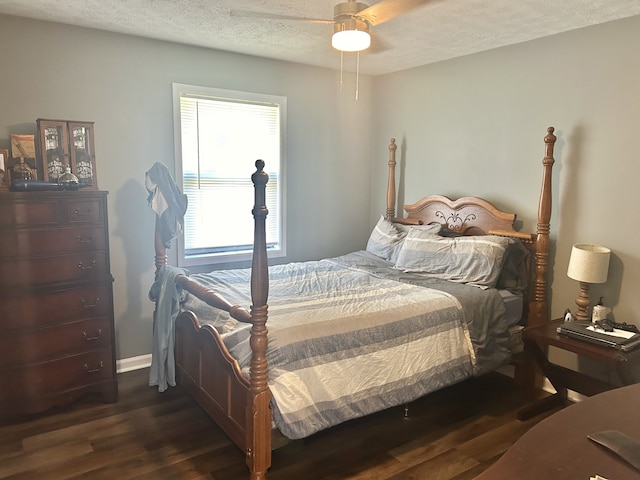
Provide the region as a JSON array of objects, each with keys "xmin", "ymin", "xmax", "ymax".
[{"xmin": 148, "ymin": 265, "xmax": 188, "ymax": 392}]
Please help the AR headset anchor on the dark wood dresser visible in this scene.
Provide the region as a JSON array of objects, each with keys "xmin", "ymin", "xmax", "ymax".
[{"xmin": 0, "ymin": 190, "xmax": 117, "ymax": 417}]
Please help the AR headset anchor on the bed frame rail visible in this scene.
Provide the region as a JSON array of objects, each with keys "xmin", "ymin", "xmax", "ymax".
[{"xmin": 154, "ymin": 222, "xmax": 252, "ymax": 324}]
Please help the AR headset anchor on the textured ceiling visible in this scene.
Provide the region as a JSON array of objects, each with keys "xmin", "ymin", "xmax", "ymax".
[{"xmin": 1, "ymin": 0, "xmax": 639, "ymax": 75}]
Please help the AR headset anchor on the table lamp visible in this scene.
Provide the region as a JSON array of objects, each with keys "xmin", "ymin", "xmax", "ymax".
[{"xmin": 567, "ymin": 243, "xmax": 611, "ymax": 321}]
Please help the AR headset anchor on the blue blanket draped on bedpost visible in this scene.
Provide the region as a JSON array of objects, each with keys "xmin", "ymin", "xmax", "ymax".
[
  {"xmin": 145, "ymin": 161, "xmax": 188, "ymax": 248},
  {"xmin": 148, "ymin": 265, "xmax": 188, "ymax": 392},
  {"xmin": 145, "ymin": 161, "xmax": 189, "ymax": 391}
]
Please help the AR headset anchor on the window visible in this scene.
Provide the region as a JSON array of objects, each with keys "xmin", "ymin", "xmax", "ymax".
[{"xmin": 172, "ymin": 83, "xmax": 286, "ymax": 266}]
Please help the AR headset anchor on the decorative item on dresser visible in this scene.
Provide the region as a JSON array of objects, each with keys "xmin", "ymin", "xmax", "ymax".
[
  {"xmin": 0, "ymin": 148, "xmax": 9, "ymax": 190},
  {"xmin": 7, "ymin": 134, "xmax": 38, "ymax": 183},
  {"xmin": 0, "ymin": 190, "xmax": 117, "ymax": 417},
  {"xmin": 36, "ymin": 118, "xmax": 98, "ymax": 188}
]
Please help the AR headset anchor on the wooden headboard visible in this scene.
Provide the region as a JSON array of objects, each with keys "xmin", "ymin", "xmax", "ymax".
[{"xmin": 401, "ymin": 194, "xmax": 532, "ymax": 241}]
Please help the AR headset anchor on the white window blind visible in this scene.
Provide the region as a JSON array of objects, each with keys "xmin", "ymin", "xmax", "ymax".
[{"xmin": 173, "ymin": 84, "xmax": 286, "ymax": 266}]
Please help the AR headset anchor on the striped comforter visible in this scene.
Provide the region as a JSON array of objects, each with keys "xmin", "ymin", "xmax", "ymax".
[{"xmin": 184, "ymin": 251, "xmax": 511, "ymax": 439}]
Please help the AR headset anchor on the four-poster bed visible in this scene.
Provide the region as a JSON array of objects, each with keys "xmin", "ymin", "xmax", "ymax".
[{"xmin": 150, "ymin": 126, "xmax": 557, "ymax": 479}]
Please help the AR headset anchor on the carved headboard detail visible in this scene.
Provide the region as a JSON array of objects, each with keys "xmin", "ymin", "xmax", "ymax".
[{"xmin": 391, "ymin": 194, "xmax": 533, "ymax": 242}]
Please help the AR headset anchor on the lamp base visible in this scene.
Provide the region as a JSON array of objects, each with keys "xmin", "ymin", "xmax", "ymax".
[{"xmin": 574, "ymin": 281, "xmax": 591, "ymax": 321}]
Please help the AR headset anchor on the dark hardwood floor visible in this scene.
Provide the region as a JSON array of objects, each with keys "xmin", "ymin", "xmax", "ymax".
[{"xmin": 0, "ymin": 368, "xmax": 560, "ymax": 480}]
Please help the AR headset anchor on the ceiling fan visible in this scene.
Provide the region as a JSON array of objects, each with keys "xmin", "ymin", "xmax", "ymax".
[{"xmin": 231, "ymin": 0, "xmax": 432, "ymax": 53}]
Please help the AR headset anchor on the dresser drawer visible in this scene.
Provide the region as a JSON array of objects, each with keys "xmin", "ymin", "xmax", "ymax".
[
  {"xmin": 0, "ymin": 193, "xmax": 105, "ymax": 228},
  {"xmin": 0, "ymin": 226, "xmax": 106, "ymax": 258},
  {"xmin": 0, "ymin": 252, "xmax": 109, "ymax": 287},
  {"xmin": 0, "ymin": 317, "xmax": 113, "ymax": 367},
  {"xmin": 66, "ymin": 198, "xmax": 104, "ymax": 224},
  {"xmin": 0, "ymin": 197, "xmax": 61, "ymax": 227},
  {"xmin": 0, "ymin": 349, "xmax": 115, "ymax": 405},
  {"xmin": 0, "ymin": 284, "xmax": 112, "ymax": 329}
]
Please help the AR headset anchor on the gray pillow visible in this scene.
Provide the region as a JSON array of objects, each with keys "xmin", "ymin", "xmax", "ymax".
[
  {"xmin": 366, "ymin": 217, "xmax": 441, "ymax": 262},
  {"xmin": 394, "ymin": 228, "xmax": 515, "ymax": 288},
  {"xmin": 497, "ymin": 240, "xmax": 530, "ymax": 292},
  {"xmin": 365, "ymin": 216, "xmax": 406, "ymax": 262}
]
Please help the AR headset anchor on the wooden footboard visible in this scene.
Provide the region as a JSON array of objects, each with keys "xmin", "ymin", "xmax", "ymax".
[{"xmin": 174, "ymin": 311, "xmax": 251, "ymax": 449}]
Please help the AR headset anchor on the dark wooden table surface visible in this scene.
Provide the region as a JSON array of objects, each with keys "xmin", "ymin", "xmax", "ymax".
[{"xmin": 475, "ymin": 382, "xmax": 640, "ymax": 480}]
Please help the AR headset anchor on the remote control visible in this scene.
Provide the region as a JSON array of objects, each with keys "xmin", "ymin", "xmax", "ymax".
[{"xmin": 595, "ymin": 320, "xmax": 614, "ymax": 332}]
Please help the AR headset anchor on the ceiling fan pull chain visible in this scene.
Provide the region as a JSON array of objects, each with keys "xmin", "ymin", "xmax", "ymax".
[
  {"xmin": 340, "ymin": 50, "xmax": 344, "ymax": 92},
  {"xmin": 355, "ymin": 51, "xmax": 360, "ymax": 101}
]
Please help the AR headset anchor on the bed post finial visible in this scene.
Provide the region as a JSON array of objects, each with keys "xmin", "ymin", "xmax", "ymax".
[
  {"xmin": 386, "ymin": 138, "xmax": 397, "ymax": 220},
  {"xmin": 248, "ymin": 159, "xmax": 271, "ymax": 479},
  {"xmin": 529, "ymin": 126, "xmax": 556, "ymax": 326}
]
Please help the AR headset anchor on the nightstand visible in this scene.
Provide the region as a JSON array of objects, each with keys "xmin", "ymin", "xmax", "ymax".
[{"xmin": 517, "ymin": 318, "xmax": 640, "ymax": 420}]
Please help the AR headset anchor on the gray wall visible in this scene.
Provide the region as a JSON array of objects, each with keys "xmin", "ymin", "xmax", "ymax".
[
  {"xmin": 2, "ymin": 13, "xmax": 640, "ymax": 370},
  {"xmin": 372, "ymin": 15, "xmax": 640, "ymax": 335},
  {"xmin": 0, "ymin": 15, "xmax": 374, "ymax": 361}
]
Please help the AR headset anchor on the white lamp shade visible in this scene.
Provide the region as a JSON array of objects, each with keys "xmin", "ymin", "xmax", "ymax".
[{"xmin": 567, "ymin": 243, "xmax": 611, "ymax": 284}]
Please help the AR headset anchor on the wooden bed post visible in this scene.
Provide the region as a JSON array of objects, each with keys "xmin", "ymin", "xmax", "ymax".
[
  {"xmin": 386, "ymin": 138, "xmax": 397, "ymax": 220},
  {"xmin": 247, "ymin": 160, "xmax": 271, "ymax": 480},
  {"xmin": 528, "ymin": 127, "xmax": 556, "ymax": 327},
  {"xmin": 154, "ymin": 218, "xmax": 167, "ymax": 275}
]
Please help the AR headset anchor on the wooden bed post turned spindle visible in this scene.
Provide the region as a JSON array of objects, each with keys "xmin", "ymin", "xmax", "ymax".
[
  {"xmin": 154, "ymin": 219, "xmax": 168, "ymax": 276},
  {"xmin": 386, "ymin": 138, "xmax": 397, "ymax": 220},
  {"xmin": 247, "ymin": 159, "xmax": 271, "ymax": 480},
  {"xmin": 529, "ymin": 127, "xmax": 556, "ymax": 326}
]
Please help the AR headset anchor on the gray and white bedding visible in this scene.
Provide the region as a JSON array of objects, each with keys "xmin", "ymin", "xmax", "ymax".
[{"xmin": 183, "ymin": 250, "xmax": 513, "ymax": 440}]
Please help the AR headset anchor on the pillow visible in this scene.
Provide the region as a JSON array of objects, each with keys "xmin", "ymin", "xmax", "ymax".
[
  {"xmin": 395, "ymin": 221, "xmax": 442, "ymax": 234},
  {"xmin": 365, "ymin": 216, "xmax": 406, "ymax": 262},
  {"xmin": 393, "ymin": 229, "xmax": 515, "ymax": 288},
  {"xmin": 496, "ymin": 240, "xmax": 530, "ymax": 292},
  {"xmin": 438, "ymin": 227, "xmax": 464, "ymax": 238},
  {"xmin": 366, "ymin": 217, "xmax": 441, "ymax": 262}
]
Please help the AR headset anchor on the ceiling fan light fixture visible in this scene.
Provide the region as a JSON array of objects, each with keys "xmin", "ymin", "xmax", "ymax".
[{"xmin": 332, "ymin": 18, "xmax": 371, "ymax": 52}]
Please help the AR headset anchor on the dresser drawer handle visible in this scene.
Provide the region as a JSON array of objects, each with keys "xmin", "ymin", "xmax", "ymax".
[
  {"xmin": 81, "ymin": 297, "xmax": 100, "ymax": 309},
  {"xmin": 78, "ymin": 259, "xmax": 97, "ymax": 270},
  {"xmin": 76, "ymin": 235, "xmax": 94, "ymax": 244},
  {"xmin": 74, "ymin": 207, "xmax": 94, "ymax": 215},
  {"xmin": 84, "ymin": 361, "xmax": 104, "ymax": 373},
  {"xmin": 83, "ymin": 329, "xmax": 103, "ymax": 341}
]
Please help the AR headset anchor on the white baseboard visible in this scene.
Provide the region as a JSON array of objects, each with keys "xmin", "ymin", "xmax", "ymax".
[{"xmin": 116, "ymin": 354, "xmax": 152, "ymax": 373}]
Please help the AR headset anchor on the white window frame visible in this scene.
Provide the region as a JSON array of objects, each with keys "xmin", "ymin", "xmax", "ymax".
[{"xmin": 172, "ymin": 83, "xmax": 287, "ymax": 267}]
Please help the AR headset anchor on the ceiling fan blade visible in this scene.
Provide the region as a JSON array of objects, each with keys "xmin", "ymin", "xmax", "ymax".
[
  {"xmin": 229, "ymin": 9, "xmax": 334, "ymax": 24},
  {"xmin": 357, "ymin": 0, "xmax": 431, "ymax": 26}
]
